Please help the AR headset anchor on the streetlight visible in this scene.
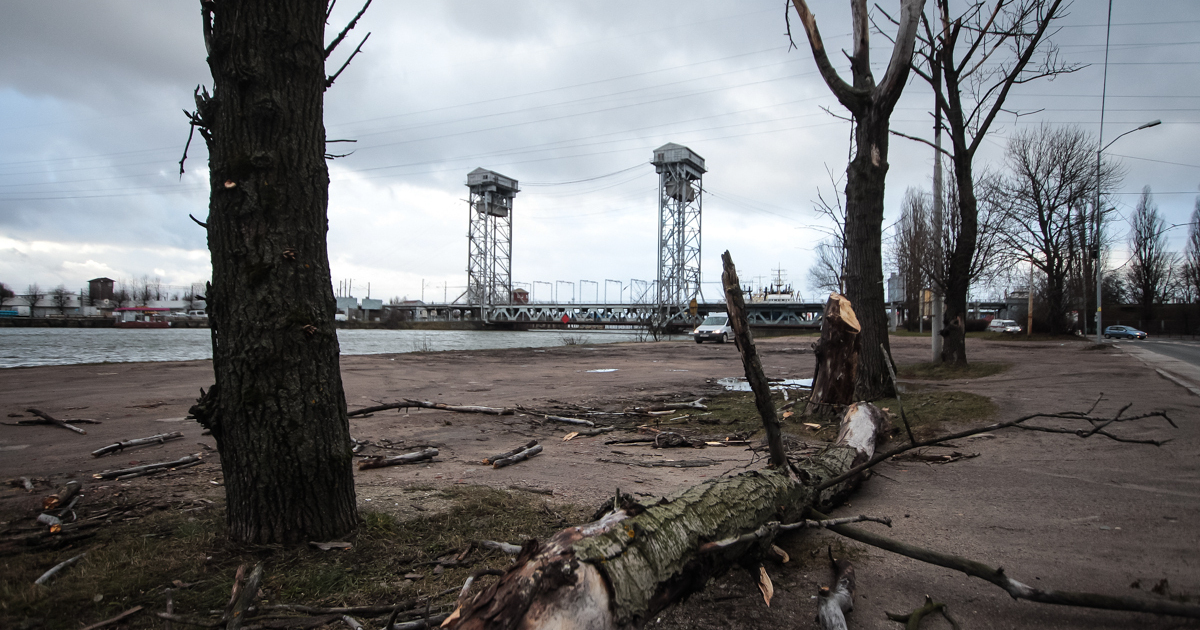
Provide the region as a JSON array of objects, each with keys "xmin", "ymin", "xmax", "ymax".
[{"xmin": 1095, "ymin": 119, "xmax": 1160, "ymax": 343}]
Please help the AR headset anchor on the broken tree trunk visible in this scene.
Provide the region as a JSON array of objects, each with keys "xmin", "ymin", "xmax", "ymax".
[
  {"xmin": 721, "ymin": 251, "xmax": 787, "ymax": 468},
  {"xmin": 805, "ymin": 294, "xmax": 862, "ymax": 416},
  {"xmin": 492, "ymin": 444, "xmax": 542, "ymax": 469},
  {"xmin": 446, "ymin": 403, "xmax": 884, "ymax": 629}
]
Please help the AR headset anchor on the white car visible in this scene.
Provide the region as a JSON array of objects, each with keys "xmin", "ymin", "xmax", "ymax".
[
  {"xmin": 986, "ymin": 319, "xmax": 1022, "ymax": 334},
  {"xmin": 693, "ymin": 313, "xmax": 732, "ymax": 344}
]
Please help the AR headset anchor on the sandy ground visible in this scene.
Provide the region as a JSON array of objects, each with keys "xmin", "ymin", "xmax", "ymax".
[{"xmin": 1, "ymin": 335, "xmax": 1198, "ymax": 629}]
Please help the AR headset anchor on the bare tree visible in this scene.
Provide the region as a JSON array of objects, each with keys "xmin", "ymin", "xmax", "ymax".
[
  {"xmin": 1180, "ymin": 199, "xmax": 1200, "ymax": 304},
  {"xmin": 1001, "ymin": 124, "xmax": 1122, "ymax": 334},
  {"xmin": 899, "ymin": 0, "xmax": 1076, "ymax": 363},
  {"xmin": 891, "ymin": 187, "xmax": 932, "ymax": 329},
  {"xmin": 0, "ymin": 282, "xmax": 13, "ymax": 300},
  {"xmin": 806, "ymin": 169, "xmax": 848, "ymax": 295},
  {"xmin": 1126, "ymin": 187, "xmax": 1177, "ymax": 322},
  {"xmin": 789, "ymin": 0, "xmax": 926, "ymax": 398},
  {"xmin": 25, "ymin": 283, "xmax": 44, "ymax": 315},
  {"xmin": 50, "ymin": 285, "xmax": 70, "ymax": 316},
  {"xmin": 185, "ymin": 0, "xmax": 371, "ymax": 544},
  {"xmin": 113, "ymin": 280, "xmax": 131, "ymax": 308}
]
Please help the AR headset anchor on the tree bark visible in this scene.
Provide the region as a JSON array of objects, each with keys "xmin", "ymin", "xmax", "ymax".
[
  {"xmin": 446, "ymin": 405, "xmax": 885, "ymax": 629},
  {"xmin": 806, "ymin": 294, "xmax": 862, "ymax": 414},
  {"xmin": 790, "ymin": 0, "xmax": 925, "ymax": 399},
  {"xmin": 196, "ymin": 0, "xmax": 357, "ymax": 544}
]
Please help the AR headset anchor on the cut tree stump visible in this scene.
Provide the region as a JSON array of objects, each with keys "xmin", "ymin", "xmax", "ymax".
[{"xmin": 805, "ymin": 293, "xmax": 862, "ymax": 416}]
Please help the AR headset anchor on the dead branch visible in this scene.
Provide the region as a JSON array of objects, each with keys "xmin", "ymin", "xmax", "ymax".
[
  {"xmin": 25, "ymin": 408, "xmax": 86, "ymax": 435},
  {"xmin": 543, "ymin": 414, "xmax": 594, "ymax": 427},
  {"xmin": 478, "ymin": 540, "xmax": 522, "ymax": 555},
  {"xmin": 483, "ymin": 441, "xmax": 537, "ymax": 465},
  {"xmin": 817, "ymin": 550, "xmax": 855, "ymax": 630},
  {"xmin": 813, "ymin": 509, "xmax": 1200, "ymax": 620},
  {"xmin": 34, "ymin": 551, "xmax": 86, "ymax": 586},
  {"xmin": 348, "ymin": 400, "xmax": 513, "ymax": 417},
  {"xmin": 227, "ymin": 563, "xmax": 263, "ymax": 630},
  {"xmin": 886, "ymin": 595, "xmax": 959, "ymax": 630},
  {"xmin": 42, "ymin": 480, "xmax": 81, "ymax": 511},
  {"xmin": 564, "ymin": 426, "xmax": 615, "ymax": 438},
  {"xmin": 79, "ymin": 606, "xmax": 144, "ymax": 630},
  {"xmin": 324, "ymin": 0, "xmax": 372, "ymax": 58},
  {"xmin": 816, "ymin": 406, "xmax": 1174, "ymax": 492},
  {"xmin": 721, "ymin": 251, "xmax": 787, "ymax": 468},
  {"xmin": 492, "ymin": 444, "xmax": 542, "ymax": 469},
  {"xmin": 651, "ymin": 399, "xmax": 708, "ymax": 411},
  {"xmin": 358, "ymin": 447, "xmax": 438, "ymax": 470},
  {"xmin": 595, "ymin": 457, "xmax": 716, "ymax": 468},
  {"xmin": 698, "ymin": 515, "xmax": 892, "ymax": 554},
  {"xmin": 2, "ymin": 418, "xmax": 100, "ymax": 427},
  {"xmin": 92, "ymin": 432, "xmax": 184, "ymax": 457},
  {"xmin": 93, "ymin": 454, "xmax": 202, "ymax": 480},
  {"xmin": 342, "ymin": 615, "xmax": 364, "ymax": 630}
]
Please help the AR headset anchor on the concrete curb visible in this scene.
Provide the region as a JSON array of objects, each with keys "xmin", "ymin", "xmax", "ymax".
[{"xmin": 1120, "ymin": 344, "xmax": 1200, "ymax": 398}]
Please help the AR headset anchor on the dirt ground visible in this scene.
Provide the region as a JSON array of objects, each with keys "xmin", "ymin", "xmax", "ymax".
[{"xmin": 2, "ymin": 334, "xmax": 1198, "ymax": 629}]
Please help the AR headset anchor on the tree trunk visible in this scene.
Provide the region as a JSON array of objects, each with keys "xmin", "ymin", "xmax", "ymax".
[
  {"xmin": 845, "ymin": 112, "xmax": 896, "ymax": 399},
  {"xmin": 940, "ymin": 151, "xmax": 977, "ymax": 366},
  {"xmin": 197, "ymin": 0, "xmax": 357, "ymax": 544},
  {"xmin": 807, "ymin": 293, "xmax": 861, "ymax": 414},
  {"xmin": 447, "ymin": 405, "xmax": 886, "ymax": 630}
]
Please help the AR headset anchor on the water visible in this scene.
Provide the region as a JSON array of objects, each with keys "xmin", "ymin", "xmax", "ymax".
[
  {"xmin": 0, "ymin": 328, "xmax": 645, "ymax": 369},
  {"xmin": 716, "ymin": 377, "xmax": 813, "ymax": 392}
]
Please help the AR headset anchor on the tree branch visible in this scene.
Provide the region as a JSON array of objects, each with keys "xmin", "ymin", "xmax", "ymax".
[
  {"xmin": 812, "ymin": 509, "xmax": 1200, "ymax": 620},
  {"xmin": 326, "ymin": 32, "xmax": 370, "ymax": 89},
  {"xmin": 324, "ymin": 0, "xmax": 372, "ymax": 59}
]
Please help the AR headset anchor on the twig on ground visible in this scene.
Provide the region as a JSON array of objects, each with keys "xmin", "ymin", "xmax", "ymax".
[
  {"xmin": 92, "ymin": 432, "xmax": 184, "ymax": 457},
  {"xmin": 25, "ymin": 408, "xmax": 87, "ymax": 435},
  {"xmin": 34, "ymin": 551, "xmax": 86, "ymax": 586},
  {"xmin": 93, "ymin": 454, "xmax": 203, "ymax": 480},
  {"xmin": 482, "ymin": 441, "xmax": 536, "ymax": 465},
  {"xmin": 492, "ymin": 444, "xmax": 542, "ymax": 469},
  {"xmin": 348, "ymin": 400, "xmax": 513, "ymax": 417},
  {"xmin": 79, "ymin": 606, "xmax": 144, "ymax": 630}
]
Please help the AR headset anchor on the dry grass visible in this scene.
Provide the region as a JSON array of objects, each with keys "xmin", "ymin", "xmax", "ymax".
[
  {"xmin": 0, "ymin": 486, "xmax": 586, "ymax": 630},
  {"xmin": 896, "ymin": 361, "xmax": 1008, "ymax": 381}
]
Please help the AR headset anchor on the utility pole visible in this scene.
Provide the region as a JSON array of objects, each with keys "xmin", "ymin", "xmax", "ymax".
[
  {"xmin": 1027, "ymin": 262, "xmax": 1034, "ymax": 338},
  {"xmin": 931, "ymin": 57, "xmax": 944, "ymax": 361}
]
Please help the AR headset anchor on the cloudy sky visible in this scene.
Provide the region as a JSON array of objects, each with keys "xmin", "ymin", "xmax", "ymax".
[{"xmin": 1, "ymin": 1, "xmax": 1197, "ymax": 304}]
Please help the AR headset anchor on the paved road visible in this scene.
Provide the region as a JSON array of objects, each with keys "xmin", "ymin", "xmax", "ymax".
[{"xmin": 1121, "ymin": 338, "xmax": 1200, "ymax": 369}]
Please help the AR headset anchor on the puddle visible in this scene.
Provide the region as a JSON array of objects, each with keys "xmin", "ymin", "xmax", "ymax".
[
  {"xmin": 717, "ymin": 377, "xmax": 812, "ymax": 392},
  {"xmin": 586, "ymin": 368, "xmax": 618, "ymax": 373}
]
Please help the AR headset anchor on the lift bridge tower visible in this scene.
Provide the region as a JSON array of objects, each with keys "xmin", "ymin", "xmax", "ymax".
[
  {"xmin": 466, "ymin": 168, "xmax": 519, "ymax": 310},
  {"xmin": 652, "ymin": 143, "xmax": 705, "ymax": 323}
]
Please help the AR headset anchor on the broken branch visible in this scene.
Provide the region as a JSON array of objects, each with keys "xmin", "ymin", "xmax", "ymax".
[
  {"xmin": 482, "ymin": 441, "xmax": 537, "ymax": 465},
  {"xmin": 25, "ymin": 408, "xmax": 86, "ymax": 435},
  {"xmin": 348, "ymin": 400, "xmax": 513, "ymax": 416},
  {"xmin": 93, "ymin": 454, "xmax": 202, "ymax": 480},
  {"xmin": 34, "ymin": 551, "xmax": 86, "ymax": 586},
  {"xmin": 91, "ymin": 432, "xmax": 184, "ymax": 457},
  {"xmin": 358, "ymin": 447, "xmax": 438, "ymax": 470},
  {"xmin": 814, "ymin": 509, "xmax": 1200, "ymax": 620},
  {"xmin": 492, "ymin": 444, "xmax": 542, "ymax": 469}
]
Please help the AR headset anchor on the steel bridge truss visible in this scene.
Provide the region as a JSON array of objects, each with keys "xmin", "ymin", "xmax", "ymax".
[{"xmin": 653, "ymin": 144, "xmax": 705, "ymax": 325}]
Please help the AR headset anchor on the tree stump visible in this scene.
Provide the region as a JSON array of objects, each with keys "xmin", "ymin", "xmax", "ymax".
[{"xmin": 805, "ymin": 293, "xmax": 862, "ymax": 416}]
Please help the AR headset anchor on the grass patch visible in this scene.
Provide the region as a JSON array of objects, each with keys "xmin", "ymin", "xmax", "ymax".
[
  {"xmin": 0, "ymin": 486, "xmax": 585, "ymax": 630},
  {"xmin": 875, "ymin": 390, "xmax": 996, "ymax": 438},
  {"xmin": 896, "ymin": 361, "xmax": 1007, "ymax": 380}
]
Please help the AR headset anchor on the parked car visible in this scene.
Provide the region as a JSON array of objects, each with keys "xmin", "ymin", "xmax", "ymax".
[
  {"xmin": 986, "ymin": 319, "xmax": 1022, "ymax": 334},
  {"xmin": 1104, "ymin": 325, "xmax": 1147, "ymax": 340},
  {"xmin": 692, "ymin": 313, "xmax": 732, "ymax": 344}
]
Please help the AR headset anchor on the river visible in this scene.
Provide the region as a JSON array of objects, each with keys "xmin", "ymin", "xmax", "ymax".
[{"xmin": 0, "ymin": 328, "xmax": 650, "ymax": 369}]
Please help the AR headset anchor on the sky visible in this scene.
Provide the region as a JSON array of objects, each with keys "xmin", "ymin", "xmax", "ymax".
[{"xmin": 1, "ymin": 1, "xmax": 1197, "ymax": 304}]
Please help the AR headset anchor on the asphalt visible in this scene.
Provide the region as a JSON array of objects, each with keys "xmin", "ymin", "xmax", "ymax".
[{"xmin": 1114, "ymin": 338, "xmax": 1200, "ymax": 397}]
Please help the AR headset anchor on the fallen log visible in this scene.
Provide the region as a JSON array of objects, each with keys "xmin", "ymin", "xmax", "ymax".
[
  {"xmin": 348, "ymin": 400, "xmax": 513, "ymax": 417},
  {"xmin": 25, "ymin": 408, "xmax": 87, "ymax": 435},
  {"xmin": 93, "ymin": 454, "xmax": 202, "ymax": 480},
  {"xmin": 91, "ymin": 431, "xmax": 184, "ymax": 457},
  {"xmin": 492, "ymin": 444, "xmax": 542, "ymax": 469},
  {"xmin": 483, "ymin": 441, "xmax": 537, "ymax": 465},
  {"xmin": 358, "ymin": 447, "xmax": 439, "ymax": 470},
  {"xmin": 804, "ymin": 294, "xmax": 861, "ymax": 416},
  {"xmin": 447, "ymin": 403, "xmax": 882, "ymax": 629}
]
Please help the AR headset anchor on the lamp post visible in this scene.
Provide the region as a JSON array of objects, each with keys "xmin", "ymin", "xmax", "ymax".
[{"xmin": 1094, "ymin": 119, "xmax": 1160, "ymax": 343}]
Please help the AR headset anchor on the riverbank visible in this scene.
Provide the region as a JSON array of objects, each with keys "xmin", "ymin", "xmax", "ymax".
[{"xmin": 1, "ymin": 336, "xmax": 1197, "ymax": 629}]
